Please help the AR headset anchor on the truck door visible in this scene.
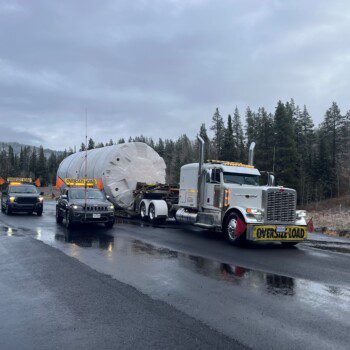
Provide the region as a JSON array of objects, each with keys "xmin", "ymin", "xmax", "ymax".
[{"xmin": 203, "ymin": 168, "xmax": 221, "ymax": 210}]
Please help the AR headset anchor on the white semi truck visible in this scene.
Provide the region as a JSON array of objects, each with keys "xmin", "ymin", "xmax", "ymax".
[
  {"xmin": 136, "ymin": 137, "xmax": 307, "ymax": 246},
  {"xmin": 57, "ymin": 140, "xmax": 307, "ymax": 245}
]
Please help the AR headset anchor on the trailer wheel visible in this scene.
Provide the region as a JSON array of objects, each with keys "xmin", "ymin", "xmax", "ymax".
[
  {"xmin": 148, "ymin": 203, "xmax": 156, "ymax": 223},
  {"xmin": 140, "ymin": 202, "xmax": 148, "ymax": 221},
  {"xmin": 224, "ymin": 212, "xmax": 246, "ymax": 245}
]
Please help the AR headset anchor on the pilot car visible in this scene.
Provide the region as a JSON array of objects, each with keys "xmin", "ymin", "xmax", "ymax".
[
  {"xmin": 56, "ymin": 186, "xmax": 115, "ymax": 229},
  {"xmin": 1, "ymin": 178, "xmax": 44, "ymax": 215}
]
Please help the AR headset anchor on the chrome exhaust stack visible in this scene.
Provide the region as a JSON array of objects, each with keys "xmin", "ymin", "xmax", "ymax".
[
  {"xmin": 248, "ymin": 142, "xmax": 255, "ymax": 166},
  {"xmin": 197, "ymin": 136, "xmax": 205, "ymax": 209}
]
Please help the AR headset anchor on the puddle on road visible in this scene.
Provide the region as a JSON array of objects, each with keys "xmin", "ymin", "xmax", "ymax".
[{"xmin": 0, "ymin": 224, "xmax": 21, "ymax": 237}]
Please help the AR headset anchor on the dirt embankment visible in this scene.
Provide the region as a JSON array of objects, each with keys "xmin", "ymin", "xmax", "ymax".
[{"xmin": 302, "ymin": 196, "xmax": 350, "ymax": 238}]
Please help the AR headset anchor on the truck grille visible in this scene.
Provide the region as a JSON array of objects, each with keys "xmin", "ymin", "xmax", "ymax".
[
  {"xmin": 265, "ymin": 189, "xmax": 296, "ymax": 223},
  {"xmin": 16, "ymin": 197, "xmax": 37, "ymax": 204},
  {"xmin": 84, "ymin": 205, "xmax": 109, "ymax": 211}
]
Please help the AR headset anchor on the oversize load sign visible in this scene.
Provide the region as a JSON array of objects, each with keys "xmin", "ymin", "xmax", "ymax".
[
  {"xmin": 253, "ymin": 225, "xmax": 307, "ymax": 241},
  {"xmin": 7, "ymin": 177, "xmax": 32, "ymax": 183},
  {"xmin": 64, "ymin": 178, "xmax": 97, "ymax": 187}
]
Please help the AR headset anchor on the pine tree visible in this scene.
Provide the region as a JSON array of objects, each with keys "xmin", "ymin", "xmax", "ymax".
[
  {"xmin": 36, "ymin": 146, "xmax": 47, "ymax": 184},
  {"xmin": 87, "ymin": 138, "xmax": 95, "ymax": 150},
  {"xmin": 295, "ymin": 105, "xmax": 315, "ymax": 203},
  {"xmin": 245, "ymin": 106, "xmax": 258, "ymax": 146},
  {"xmin": 274, "ymin": 101, "xmax": 298, "ymax": 188},
  {"xmin": 29, "ymin": 148, "xmax": 37, "ymax": 178},
  {"xmin": 7, "ymin": 145, "xmax": 15, "ymax": 175},
  {"xmin": 223, "ymin": 115, "xmax": 235, "ymax": 161},
  {"xmin": 322, "ymin": 102, "xmax": 345, "ymax": 197},
  {"xmin": 199, "ymin": 123, "xmax": 211, "ymax": 160},
  {"xmin": 155, "ymin": 138, "xmax": 165, "ymax": 158},
  {"xmin": 255, "ymin": 107, "xmax": 274, "ymax": 171},
  {"xmin": 80, "ymin": 143, "xmax": 86, "ymax": 151},
  {"xmin": 232, "ymin": 107, "xmax": 245, "ymax": 162},
  {"xmin": 210, "ymin": 108, "xmax": 225, "ymax": 159}
]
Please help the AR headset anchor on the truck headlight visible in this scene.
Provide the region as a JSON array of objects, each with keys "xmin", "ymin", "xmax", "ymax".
[
  {"xmin": 9, "ymin": 196, "xmax": 16, "ymax": 203},
  {"xmin": 72, "ymin": 205, "xmax": 83, "ymax": 210},
  {"xmin": 246, "ymin": 207, "xmax": 264, "ymax": 221},
  {"xmin": 296, "ymin": 210, "xmax": 306, "ymax": 220},
  {"xmin": 38, "ymin": 196, "xmax": 44, "ymax": 202},
  {"xmin": 108, "ymin": 204, "xmax": 114, "ymax": 211}
]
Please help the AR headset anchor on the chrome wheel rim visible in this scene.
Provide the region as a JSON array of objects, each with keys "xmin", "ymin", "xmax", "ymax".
[
  {"xmin": 227, "ymin": 218, "xmax": 237, "ymax": 241},
  {"xmin": 149, "ymin": 206, "xmax": 155, "ymax": 220},
  {"xmin": 140, "ymin": 204, "xmax": 146, "ymax": 218}
]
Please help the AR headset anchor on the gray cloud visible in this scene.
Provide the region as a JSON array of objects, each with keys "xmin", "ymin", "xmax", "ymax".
[{"xmin": 0, "ymin": 0, "xmax": 350, "ymax": 149}]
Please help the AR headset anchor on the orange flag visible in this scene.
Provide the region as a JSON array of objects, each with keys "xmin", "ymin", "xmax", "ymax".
[
  {"xmin": 0, "ymin": 177, "xmax": 5, "ymax": 185},
  {"xmin": 34, "ymin": 178, "xmax": 41, "ymax": 187},
  {"xmin": 55, "ymin": 177, "xmax": 65, "ymax": 190},
  {"xmin": 307, "ymin": 218, "xmax": 314, "ymax": 233},
  {"xmin": 97, "ymin": 178, "xmax": 103, "ymax": 190}
]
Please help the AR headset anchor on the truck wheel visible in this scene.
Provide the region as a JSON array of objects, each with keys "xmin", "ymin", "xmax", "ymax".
[
  {"xmin": 1, "ymin": 203, "xmax": 4, "ymax": 213},
  {"xmin": 5, "ymin": 205, "xmax": 12, "ymax": 215},
  {"xmin": 56, "ymin": 209, "xmax": 63, "ymax": 224},
  {"xmin": 224, "ymin": 212, "xmax": 246, "ymax": 245},
  {"xmin": 36, "ymin": 209, "xmax": 43, "ymax": 216},
  {"xmin": 65, "ymin": 212, "xmax": 73, "ymax": 229},
  {"xmin": 140, "ymin": 202, "xmax": 148, "ymax": 221}
]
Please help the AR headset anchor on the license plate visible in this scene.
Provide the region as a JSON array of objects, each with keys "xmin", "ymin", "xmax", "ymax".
[
  {"xmin": 252, "ymin": 225, "xmax": 307, "ymax": 241},
  {"xmin": 276, "ymin": 225, "xmax": 286, "ymax": 233},
  {"xmin": 93, "ymin": 214, "xmax": 101, "ymax": 219}
]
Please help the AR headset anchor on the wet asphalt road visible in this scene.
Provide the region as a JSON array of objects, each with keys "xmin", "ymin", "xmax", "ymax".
[{"xmin": 0, "ymin": 201, "xmax": 349, "ymax": 349}]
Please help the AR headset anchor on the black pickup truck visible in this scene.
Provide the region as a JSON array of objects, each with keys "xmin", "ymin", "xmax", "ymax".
[{"xmin": 1, "ymin": 184, "xmax": 44, "ymax": 215}]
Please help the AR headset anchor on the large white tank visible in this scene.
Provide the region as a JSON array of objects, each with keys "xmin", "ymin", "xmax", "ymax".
[{"xmin": 57, "ymin": 142, "xmax": 166, "ymax": 210}]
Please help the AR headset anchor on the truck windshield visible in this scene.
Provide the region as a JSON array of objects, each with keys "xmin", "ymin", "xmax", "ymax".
[
  {"xmin": 69, "ymin": 189, "xmax": 105, "ymax": 200},
  {"xmin": 223, "ymin": 172, "xmax": 259, "ymax": 186},
  {"xmin": 9, "ymin": 185, "xmax": 38, "ymax": 194}
]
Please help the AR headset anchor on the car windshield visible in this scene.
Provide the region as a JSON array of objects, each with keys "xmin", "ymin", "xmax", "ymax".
[
  {"xmin": 69, "ymin": 188, "xmax": 105, "ymax": 200},
  {"xmin": 9, "ymin": 185, "xmax": 38, "ymax": 194},
  {"xmin": 223, "ymin": 172, "xmax": 259, "ymax": 186}
]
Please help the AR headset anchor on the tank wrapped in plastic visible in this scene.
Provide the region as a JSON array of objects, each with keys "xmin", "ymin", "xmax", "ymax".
[{"xmin": 57, "ymin": 142, "xmax": 166, "ymax": 210}]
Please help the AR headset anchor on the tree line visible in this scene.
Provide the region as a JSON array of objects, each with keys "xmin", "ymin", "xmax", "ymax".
[{"xmin": 1, "ymin": 99, "xmax": 349, "ymax": 204}]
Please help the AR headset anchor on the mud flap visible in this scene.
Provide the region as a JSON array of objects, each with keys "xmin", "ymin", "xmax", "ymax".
[{"xmin": 235, "ymin": 217, "xmax": 247, "ymax": 237}]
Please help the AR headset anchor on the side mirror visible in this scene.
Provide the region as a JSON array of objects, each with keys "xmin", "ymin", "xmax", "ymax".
[
  {"xmin": 106, "ymin": 195, "xmax": 111, "ymax": 200},
  {"xmin": 2, "ymin": 191, "xmax": 7, "ymax": 196},
  {"xmin": 61, "ymin": 195, "xmax": 68, "ymax": 200},
  {"xmin": 40, "ymin": 192, "xmax": 44, "ymax": 196},
  {"xmin": 268, "ymin": 174, "xmax": 275, "ymax": 186}
]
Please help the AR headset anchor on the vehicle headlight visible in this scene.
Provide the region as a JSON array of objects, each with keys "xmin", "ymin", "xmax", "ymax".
[
  {"xmin": 9, "ymin": 196, "xmax": 15, "ymax": 203},
  {"xmin": 38, "ymin": 196, "xmax": 44, "ymax": 202},
  {"xmin": 246, "ymin": 207, "xmax": 264, "ymax": 221},
  {"xmin": 296, "ymin": 210, "xmax": 307, "ymax": 220},
  {"xmin": 72, "ymin": 205, "xmax": 83, "ymax": 210},
  {"xmin": 108, "ymin": 204, "xmax": 114, "ymax": 210}
]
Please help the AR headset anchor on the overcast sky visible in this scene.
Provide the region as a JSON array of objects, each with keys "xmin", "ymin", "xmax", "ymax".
[{"xmin": 0, "ymin": 0, "xmax": 350, "ymax": 150}]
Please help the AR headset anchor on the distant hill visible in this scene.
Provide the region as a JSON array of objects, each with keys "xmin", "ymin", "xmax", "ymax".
[{"xmin": 0, "ymin": 141, "xmax": 63, "ymax": 158}]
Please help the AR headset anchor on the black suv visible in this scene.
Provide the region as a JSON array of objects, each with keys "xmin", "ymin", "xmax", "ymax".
[
  {"xmin": 56, "ymin": 187, "xmax": 115, "ymax": 229},
  {"xmin": 1, "ymin": 184, "xmax": 44, "ymax": 215}
]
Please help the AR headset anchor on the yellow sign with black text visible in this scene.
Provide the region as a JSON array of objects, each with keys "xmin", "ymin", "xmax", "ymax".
[{"xmin": 252, "ymin": 225, "xmax": 307, "ymax": 241}]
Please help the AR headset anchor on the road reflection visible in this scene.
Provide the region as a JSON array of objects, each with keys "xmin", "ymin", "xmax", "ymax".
[{"xmin": 52, "ymin": 228, "xmax": 299, "ymax": 297}]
